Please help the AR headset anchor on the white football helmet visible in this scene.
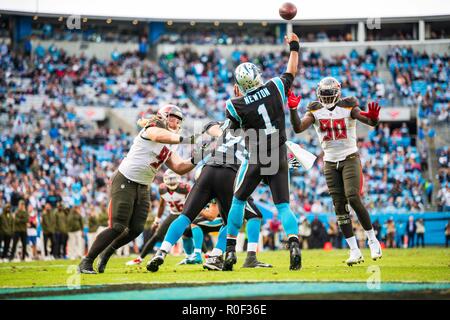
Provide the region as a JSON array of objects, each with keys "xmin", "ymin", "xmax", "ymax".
[
  {"xmin": 234, "ymin": 62, "xmax": 263, "ymax": 95},
  {"xmin": 163, "ymin": 169, "xmax": 180, "ymax": 190},
  {"xmin": 316, "ymin": 77, "xmax": 341, "ymax": 109}
]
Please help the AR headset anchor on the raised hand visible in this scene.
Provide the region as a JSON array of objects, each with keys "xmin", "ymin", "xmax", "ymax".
[
  {"xmin": 284, "ymin": 32, "xmax": 300, "ymax": 44},
  {"xmin": 361, "ymin": 101, "xmax": 380, "ymax": 121},
  {"xmin": 368, "ymin": 101, "xmax": 380, "ymax": 121},
  {"xmin": 287, "ymin": 90, "xmax": 301, "ymax": 110}
]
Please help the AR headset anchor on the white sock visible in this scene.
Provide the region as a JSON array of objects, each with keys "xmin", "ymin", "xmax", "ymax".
[
  {"xmin": 160, "ymin": 241, "xmax": 172, "ymax": 253},
  {"xmin": 247, "ymin": 242, "xmax": 258, "ymax": 253},
  {"xmin": 194, "ymin": 248, "xmax": 202, "ymax": 254},
  {"xmin": 210, "ymin": 248, "xmax": 223, "ymax": 256},
  {"xmin": 365, "ymin": 229, "xmax": 377, "ymax": 242},
  {"xmin": 346, "ymin": 236, "xmax": 359, "ymax": 250}
]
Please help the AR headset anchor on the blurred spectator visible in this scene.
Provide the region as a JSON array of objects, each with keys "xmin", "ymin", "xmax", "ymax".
[
  {"xmin": 67, "ymin": 206, "xmax": 84, "ymax": 259},
  {"xmin": 298, "ymin": 215, "xmax": 311, "ymax": 249},
  {"xmin": 310, "ymin": 215, "xmax": 326, "ymax": 249},
  {"xmin": 0, "ymin": 204, "xmax": 13, "ymax": 261},
  {"xmin": 416, "ymin": 218, "xmax": 425, "ymax": 248},
  {"xmin": 55, "ymin": 207, "xmax": 68, "ymax": 259},
  {"xmin": 87, "ymin": 208, "xmax": 99, "ymax": 251},
  {"xmin": 406, "ymin": 215, "xmax": 416, "ymax": 248},
  {"xmin": 9, "ymin": 200, "xmax": 29, "ymax": 261},
  {"xmin": 386, "ymin": 218, "xmax": 396, "ymax": 248},
  {"xmin": 41, "ymin": 203, "xmax": 56, "ymax": 259}
]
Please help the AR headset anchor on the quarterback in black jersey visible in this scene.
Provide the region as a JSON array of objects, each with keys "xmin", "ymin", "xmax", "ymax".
[
  {"xmin": 146, "ymin": 120, "xmax": 272, "ymax": 272},
  {"xmin": 223, "ymin": 32, "xmax": 303, "ymax": 271}
]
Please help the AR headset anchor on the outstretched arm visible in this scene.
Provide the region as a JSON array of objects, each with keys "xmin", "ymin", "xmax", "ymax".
[
  {"xmin": 285, "ymin": 33, "xmax": 300, "ymax": 78},
  {"xmin": 290, "ymin": 110, "xmax": 315, "ymax": 134},
  {"xmin": 287, "ymin": 90, "xmax": 315, "ymax": 133},
  {"xmin": 165, "ymin": 152, "xmax": 195, "ymax": 175},
  {"xmin": 142, "ymin": 127, "xmax": 200, "ymax": 145},
  {"xmin": 351, "ymin": 102, "xmax": 380, "ymax": 127}
]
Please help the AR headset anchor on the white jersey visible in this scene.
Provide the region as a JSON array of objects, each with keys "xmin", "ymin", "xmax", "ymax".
[
  {"xmin": 308, "ymin": 97, "xmax": 358, "ymax": 162},
  {"xmin": 118, "ymin": 128, "xmax": 177, "ymax": 185},
  {"xmin": 159, "ymin": 182, "xmax": 190, "ymax": 215}
]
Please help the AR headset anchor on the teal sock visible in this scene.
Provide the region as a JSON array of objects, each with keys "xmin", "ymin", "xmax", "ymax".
[
  {"xmin": 182, "ymin": 236, "xmax": 194, "ymax": 255},
  {"xmin": 192, "ymin": 226, "xmax": 204, "ymax": 251}
]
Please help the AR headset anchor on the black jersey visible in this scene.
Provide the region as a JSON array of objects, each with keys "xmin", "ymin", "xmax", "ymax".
[
  {"xmin": 225, "ymin": 73, "xmax": 293, "ymax": 156},
  {"xmin": 205, "ymin": 119, "xmax": 247, "ymax": 172}
]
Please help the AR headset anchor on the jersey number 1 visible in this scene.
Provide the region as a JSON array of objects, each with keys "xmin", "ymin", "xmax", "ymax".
[
  {"xmin": 319, "ymin": 118, "xmax": 347, "ymax": 141},
  {"xmin": 258, "ymin": 104, "xmax": 277, "ymax": 135}
]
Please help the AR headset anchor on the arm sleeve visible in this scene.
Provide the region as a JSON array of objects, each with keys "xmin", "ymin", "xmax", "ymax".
[{"xmin": 280, "ymin": 72, "xmax": 294, "ymax": 94}]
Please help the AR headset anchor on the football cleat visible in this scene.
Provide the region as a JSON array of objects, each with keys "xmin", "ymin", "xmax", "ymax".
[
  {"xmin": 77, "ymin": 258, "xmax": 96, "ymax": 274},
  {"xmin": 368, "ymin": 239, "xmax": 383, "ymax": 261},
  {"xmin": 346, "ymin": 248, "xmax": 364, "ymax": 266},
  {"xmin": 222, "ymin": 250, "xmax": 237, "ymax": 271},
  {"xmin": 187, "ymin": 252, "xmax": 203, "ymax": 265},
  {"xmin": 177, "ymin": 256, "xmax": 191, "ymax": 265},
  {"xmin": 146, "ymin": 250, "xmax": 166, "ymax": 272},
  {"xmin": 97, "ymin": 247, "xmax": 115, "ymax": 274},
  {"xmin": 289, "ymin": 241, "xmax": 302, "ymax": 270},
  {"xmin": 203, "ymin": 255, "xmax": 224, "ymax": 271},
  {"xmin": 126, "ymin": 257, "xmax": 143, "ymax": 266},
  {"xmin": 242, "ymin": 253, "xmax": 273, "ymax": 268}
]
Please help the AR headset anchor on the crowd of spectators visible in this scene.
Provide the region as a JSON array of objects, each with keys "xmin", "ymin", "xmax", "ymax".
[
  {"xmin": 387, "ymin": 45, "xmax": 449, "ymax": 120},
  {"xmin": 0, "ymin": 41, "xmax": 189, "ymax": 109}
]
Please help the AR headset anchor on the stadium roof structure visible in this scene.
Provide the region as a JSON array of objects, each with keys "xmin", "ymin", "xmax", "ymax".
[{"xmin": 1, "ymin": 0, "xmax": 450, "ymax": 22}]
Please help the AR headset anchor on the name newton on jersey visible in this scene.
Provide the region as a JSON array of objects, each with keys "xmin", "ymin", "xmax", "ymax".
[{"xmin": 243, "ymin": 88, "xmax": 271, "ymax": 105}]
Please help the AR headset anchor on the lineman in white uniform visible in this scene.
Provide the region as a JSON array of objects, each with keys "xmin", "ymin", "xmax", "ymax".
[
  {"xmin": 125, "ymin": 169, "xmax": 192, "ymax": 266},
  {"xmin": 287, "ymin": 77, "xmax": 383, "ymax": 265},
  {"xmin": 78, "ymin": 105, "xmax": 202, "ymax": 274}
]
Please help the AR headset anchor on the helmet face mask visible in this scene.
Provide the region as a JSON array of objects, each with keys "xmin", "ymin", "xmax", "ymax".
[
  {"xmin": 234, "ymin": 62, "xmax": 263, "ymax": 95},
  {"xmin": 163, "ymin": 169, "xmax": 180, "ymax": 190},
  {"xmin": 157, "ymin": 105, "xmax": 183, "ymax": 133},
  {"xmin": 317, "ymin": 77, "xmax": 341, "ymax": 109}
]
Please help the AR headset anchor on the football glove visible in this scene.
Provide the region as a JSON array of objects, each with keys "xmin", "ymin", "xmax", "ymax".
[
  {"xmin": 287, "ymin": 90, "xmax": 301, "ymax": 110},
  {"xmin": 360, "ymin": 102, "xmax": 380, "ymax": 121}
]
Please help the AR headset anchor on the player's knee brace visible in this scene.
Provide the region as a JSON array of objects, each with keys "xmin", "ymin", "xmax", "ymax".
[{"xmin": 333, "ymin": 200, "xmax": 351, "ymax": 226}]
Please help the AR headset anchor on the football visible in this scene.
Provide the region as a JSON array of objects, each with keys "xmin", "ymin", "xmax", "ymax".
[{"xmin": 279, "ymin": 2, "xmax": 297, "ymax": 20}]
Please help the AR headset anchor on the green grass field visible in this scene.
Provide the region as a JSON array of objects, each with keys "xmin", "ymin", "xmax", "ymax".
[{"xmin": 0, "ymin": 248, "xmax": 449, "ymax": 299}]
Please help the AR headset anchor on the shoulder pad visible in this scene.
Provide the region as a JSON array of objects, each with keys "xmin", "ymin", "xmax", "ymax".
[
  {"xmin": 337, "ymin": 96, "xmax": 359, "ymax": 109},
  {"xmin": 307, "ymin": 101, "xmax": 323, "ymax": 112},
  {"xmin": 158, "ymin": 183, "xmax": 168, "ymax": 194}
]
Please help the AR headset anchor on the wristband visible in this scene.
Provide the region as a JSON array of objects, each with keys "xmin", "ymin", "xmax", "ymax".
[
  {"xmin": 179, "ymin": 135, "xmax": 192, "ymax": 144},
  {"xmin": 289, "ymin": 41, "xmax": 300, "ymax": 52}
]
